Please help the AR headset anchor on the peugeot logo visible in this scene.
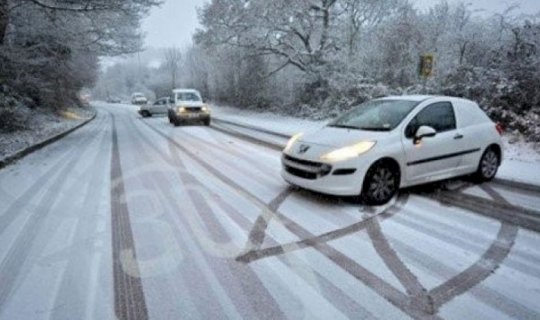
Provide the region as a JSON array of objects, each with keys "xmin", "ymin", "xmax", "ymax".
[{"xmin": 298, "ymin": 144, "xmax": 310, "ymax": 154}]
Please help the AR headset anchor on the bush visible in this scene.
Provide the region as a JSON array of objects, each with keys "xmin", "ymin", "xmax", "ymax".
[
  {"xmin": 441, "ymin": 65, "xmax": 540, "ymax": 142},
  {"xmin": 0, "ymin": 87, "xmax": 29, "ymax": 132}
]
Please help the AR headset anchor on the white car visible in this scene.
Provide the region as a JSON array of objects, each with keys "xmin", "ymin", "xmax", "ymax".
[
  {"xmin": 138, "ymin": 97, "xmax": 171, "ymax": 117},
  {"xmin": 281, "ymin": 95, "xmax": 504, "ymax": 205},
  {"xmin": 167, "ymin": 89, "xmax": 211, "ymax": 126},
  {"xmin": 131, "ymin": 93, "xmax": 148, "ymax": 105}
]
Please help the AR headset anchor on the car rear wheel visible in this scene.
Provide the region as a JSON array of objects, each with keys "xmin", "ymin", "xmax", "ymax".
[
  {"xmin": 474, "ymin": 147, "xmax": 499, "ymax": 182},
  {"xmin": 361, "ymin": 161, "xmax": 399, "ymax": 205}
]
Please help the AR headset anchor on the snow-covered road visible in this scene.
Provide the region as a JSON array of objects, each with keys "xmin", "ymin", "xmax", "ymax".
[{"xmin": 0, "ymin": 103, "xmax": 539, "ymax": 320}]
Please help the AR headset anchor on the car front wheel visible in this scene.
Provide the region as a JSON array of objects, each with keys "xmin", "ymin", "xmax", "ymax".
[
  {"xmin": 475, "ymin": 147, "xmax": 500, "ymax": 182},
  {"xmin": 361, "ymin": 161, "xmax": 399, "ymax": 205},
  {"xmin": 141, "ymin": 110, "xmax": 151, "ymax": 118}
]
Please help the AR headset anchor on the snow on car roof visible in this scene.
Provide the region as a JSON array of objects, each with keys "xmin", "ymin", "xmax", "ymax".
[
  {"xmin": 379, "ymin": 95, "xmax": 436, "ymax": 101},
  {"xmin": 380, "ymin": 95, "xmax": 475, "ymax": 104},
  {"xmin": 172, "ymin": 89, "xmax": 200, "ymax": 93}
]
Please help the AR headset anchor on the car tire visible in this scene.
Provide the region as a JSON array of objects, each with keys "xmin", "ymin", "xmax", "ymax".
[
  {"xmin": 361, "ymin": 160, "xmax": 400, "ymax": 205},
  {"xmin": 204, "ymin": 119, "xmax": 211, "ymax": 126},
  {"xmin": 173, "ymin": 118, "xmax": 180, "ymax": 127},
  {"xmin": 474, "ymin": 147, "xmax": 500, "ymax": 182},
  {"xmin": 141, "ymin": 110, "xmax": 151, "ymax": 118}
]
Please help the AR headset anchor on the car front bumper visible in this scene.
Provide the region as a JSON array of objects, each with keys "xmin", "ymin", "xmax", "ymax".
[
  {"xmin": 280, "ymin": 154, "xmax": 368, "ymax": 196},
  {"xmin": 173, "ymin": 112, "xmax": 211, "ymax": 121}
]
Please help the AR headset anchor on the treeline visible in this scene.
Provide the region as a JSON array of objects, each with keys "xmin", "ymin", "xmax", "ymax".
[
  {"xmin": 90, "ymin": 0, "xmax": 539, "ymax": 140},
  {"xmin": 189, "ymin": 0, "xmax": 539, "ymax": 140},
  {"xmin": 0, "ymin": 0, "xmax": 159, "ymax": 131}
]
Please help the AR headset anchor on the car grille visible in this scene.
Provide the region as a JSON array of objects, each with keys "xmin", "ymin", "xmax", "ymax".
[
  {"xmin": 282, "ymin": 155, "xmax": 331, "ymax": 180},
  {"xmin": 186, "ymin": 107, "xmax": 202, "ymax": 112}
]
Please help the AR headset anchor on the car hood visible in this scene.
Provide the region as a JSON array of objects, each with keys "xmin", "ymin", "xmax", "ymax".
[
  {"xmin": 299, "ymin": 126, "xmax": 391, "ymax": 148},
  {"xmin": 177, "ymin": 101, "xmax": 205, "ymax": 107}
]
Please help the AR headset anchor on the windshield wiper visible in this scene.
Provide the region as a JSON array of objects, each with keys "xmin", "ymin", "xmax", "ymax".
[
  {"xmin": 358, "ymin": 127, "xmax": 392, "ymax": 132},
  {"xmin": 328, "ymin": 124, "xmax": 361, "ymax": 130}
]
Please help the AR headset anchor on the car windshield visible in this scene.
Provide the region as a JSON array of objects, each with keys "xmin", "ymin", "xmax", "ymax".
[
  {"xmin": 328, "ymin": 99, "xmax": 419, "ymax": 131},
  {"xmin": 176, "ymin": 92, "xmax": 201, "ymax": 102}
]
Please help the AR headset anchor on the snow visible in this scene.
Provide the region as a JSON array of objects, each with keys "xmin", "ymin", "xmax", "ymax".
[
  {"xmin": 211, "ymin": 104, "xmax": 326, "ymax": 136},
  {"xmin": 499, "ymin": 136, "xmax": 540, "ymax": 185},
  {"xmin": 211, "ymin": 104, "xmax": 540, "ymax": 187},
  {"xmin": 0, "ymin": 106, "xmax": 95, "ymax": 163},
  {"xmin": 1, "ymin": 103, "xmax": 540, "ymax": 319}
]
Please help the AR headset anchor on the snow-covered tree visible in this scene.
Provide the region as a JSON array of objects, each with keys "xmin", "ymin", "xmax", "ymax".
[{"xmin": 0, "ymin": 0, "xmax": 159, "ymax": 128}]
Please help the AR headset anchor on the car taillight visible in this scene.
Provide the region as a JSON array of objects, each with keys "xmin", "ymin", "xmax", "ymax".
[{"xmin": 495, "ymin": 123, "xmax": 504, "ymax": 135}]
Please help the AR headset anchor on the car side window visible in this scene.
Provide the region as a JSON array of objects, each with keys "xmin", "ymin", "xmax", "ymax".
[{"xmin": 405, "ymin": 102, "xmax": 456, "ymax": 138}]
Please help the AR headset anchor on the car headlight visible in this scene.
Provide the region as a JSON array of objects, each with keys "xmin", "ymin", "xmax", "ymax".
[
  {"xmin": 320, "ymin": 141, "xmax": 376, "ymax": 162},
  {"xmin": 202, "ymin": 105, "xmax": 210, "ymax": 113},
  {"xmin": 177, "ymin": 106, "xmax": 186, "ymax": 113},
  {"xmin": 284, "ymin": 133, "xmax": 303, "ymax": 152}
]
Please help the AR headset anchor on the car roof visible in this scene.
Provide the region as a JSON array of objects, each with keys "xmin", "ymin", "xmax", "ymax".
[
  {"xmin": 379, "ymin": 95, "xmax": 435, "ymax": 102},
  {"xmin": 379, "ymin": 95, "xmax": 474, "ymax": 104},
  {"xmin": 172, "ymin": 89, "xmax": 200, "ymax": 94}
]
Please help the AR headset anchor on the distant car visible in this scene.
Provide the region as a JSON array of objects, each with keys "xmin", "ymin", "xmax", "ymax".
[
  {"xmin": 131, "ymin": 93, "xmax": 148, "ymax": 105},
  {"xmin": 138, "ymin": 97, "xmax": 171, "ymax": 117},
  {"xmin": 281, "ymin": 95, "xmax": 504, "ymax": 205},
  {"xmin": 106, "ymin": 97, "xmax": 121, "ymax": 104},
  {"xmin": 80, "ymin": 94, "xmax": 91, "ymax": 107},
  {"xmin": 167, "ymin": 89, "xmax": 211, "ymax": 126}
]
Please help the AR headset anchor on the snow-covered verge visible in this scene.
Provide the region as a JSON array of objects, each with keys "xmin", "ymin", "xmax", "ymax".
[
  {"xmin": 212, "ymin": 104, "xmax": 540, "ymax": 186},
  {"xmin": 0, "ymin": 105, "xmax": 95, "ymax": 162}
]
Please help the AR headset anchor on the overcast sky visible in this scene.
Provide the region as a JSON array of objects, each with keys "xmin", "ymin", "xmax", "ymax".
[{"xmin": 142, "ymin": 0, "xmax": 540, "ymax": 49}]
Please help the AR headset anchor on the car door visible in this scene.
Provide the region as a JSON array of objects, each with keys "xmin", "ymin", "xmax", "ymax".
[
  {"xmin": 402, "ymin": 102, "xmax": 465, "ymax": 183},
  {"xmin": 150, "ymin": 99, "xmax": 165, "ymax": 114},
  {"xmin": 158, "ymin": 99, "xmax": 168, "ymax": 113},
  {"xmin": 149, "ymin": 100, "xmax": 159, "ymax": 114}
]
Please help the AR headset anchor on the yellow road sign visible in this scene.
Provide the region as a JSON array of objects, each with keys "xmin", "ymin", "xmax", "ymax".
[{"xmin": 419, "ymin": 54, "xmax": 434, "ymax": 78}]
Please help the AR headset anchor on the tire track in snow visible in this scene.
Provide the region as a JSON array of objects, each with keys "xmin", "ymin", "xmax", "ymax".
[
  {"xmin": 0, "ymin": 113, "xmax": 106, "ymax": 236},
  {"xmin": 428, "ymin": 185, "xmax": 519, "ymax": 313},
  {"xmin": 140, "ymin": 119, "xmax": 440, "ymax": 320},
  {"xmin": 127, "ymin": 115, "xmax": 287, "ymax": 319},
  {"xmin": 0, "ymin": 114, "xmax": 107, "ymax": 312},
  {"xmin": 182, "ymin": 115, "xmax": 539, "ymax": 317},
  {"xmin": 48, "ymin": 113, "xmax": 113, "ymax": 319},
  {"xmin": 109, "ymin": 114, "xmax": 148, "ymax": 320}
]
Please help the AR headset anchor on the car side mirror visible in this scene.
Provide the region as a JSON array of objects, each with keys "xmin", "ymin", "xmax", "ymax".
[{"xmin": 414, "ymin": 126, "xmax": 437, "ymax": 144}]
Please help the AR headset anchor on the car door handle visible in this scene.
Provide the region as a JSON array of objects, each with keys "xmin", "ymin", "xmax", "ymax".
[{"xmin": 454, "ymin": 134, "xmax": 464, "ymax": 140}]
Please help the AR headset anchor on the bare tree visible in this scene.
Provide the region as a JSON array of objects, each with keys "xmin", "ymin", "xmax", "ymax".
[
  {"xmin": 196, "ymin": 0, "xmax": 340, "ymax": 79},
  {"xmin": 342, "ymin": 0, "xmax": 398, "ymax": 58},
  {"xmin": 164, "ymin": 47, "xmax": 182, "ymax": 90}
]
